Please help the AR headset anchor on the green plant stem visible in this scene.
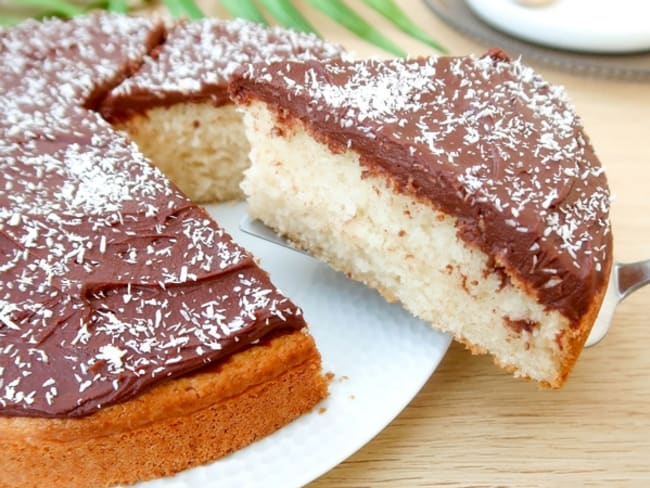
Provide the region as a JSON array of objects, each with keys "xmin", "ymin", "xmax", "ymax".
[
  {"xmin": 258, "ymin": 0, "xmax": 318, "ymax": 34},
  {"xmin": 107, "ymin": 0, "xmax": 128, "ymax": 13},
  {"xmin": 220, "ymin": 0, "xmax": 268, "ymax": 25},
  {"xmin": 0, "ymin": 16, "xmax": 24, "ymax": 26},
  {"xmin": 308, "ymin": 0, "xmax": 405, "ymax": 57},
  {"xmin": 363, "ymin": 0, "xmax": 447, "ymax": 53},
  {"xmin": 161, "ymin": 0, "xmax": 204, "ymax": 20}
]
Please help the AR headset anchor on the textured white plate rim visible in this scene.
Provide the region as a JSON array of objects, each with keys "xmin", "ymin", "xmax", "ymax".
[
  {"xmin": 134, "ymin": 202, "xmax": 451, "ymax": 488},
  {"xmin": 466, "ymin": 0, "xmax": 650, "ymax": 54}
]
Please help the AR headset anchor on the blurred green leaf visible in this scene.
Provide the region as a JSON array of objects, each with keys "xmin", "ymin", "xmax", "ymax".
[
  {"xmin": 178, "ymin": 0, "xmax": 204, "ymax": 19},
  {"xmin": 0, "ymin": 16, "xmax": 24, "ymax": 26},
  {"xmin": 308, "ymin": 0, "xmax": 405, "ymax": 57},
  {"xmin": 161, "ymin": 0, "xmax": 203, "ymax": 20},
  {"xmin": 1, "ymin": 0, "xmax": 447, "ymax": 58},
  {"xmin": 258, "ymin": 0, "xmax": 318, "ymax": 35},
  {"xmin": 363, "ymin": 0, "xmax": 447, "ymax": 53},
  {"xmin": 107, "ymin": 0, "xmax": 129, "ymax": 13},
  {"xmin": 220, "ymin": 0, "xmax": 268, "ymax": 25}
]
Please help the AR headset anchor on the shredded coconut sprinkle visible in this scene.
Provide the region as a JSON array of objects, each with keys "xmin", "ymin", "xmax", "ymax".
[
  {"xmin": 0, "ymin": 14, "xmax": 304, "ymax": 417},
  {"xmin": 107, "ymin": 18, "xmax": 348, "ymax": 103},
  {"xmin": 236, "ymin": 52, "xmax": 611, "ymax": 313}
]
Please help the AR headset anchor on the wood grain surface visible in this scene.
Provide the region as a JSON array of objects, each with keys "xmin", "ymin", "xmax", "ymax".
[{"xmin": 191, "ymin": 1, "xmax": 650, "ymax": 485}]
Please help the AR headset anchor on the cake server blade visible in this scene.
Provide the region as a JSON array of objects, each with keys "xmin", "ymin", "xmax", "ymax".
[
  {"xmin": 585, "ymin": 260, "xmax": 650, "ymax": 347},
  {"xmin": 240, "ymin": 214, "xmax": 311, "ymax": 256},
  {"xmin": 240, "ymin": 215, "xmax": 649, "ymax": 348}
]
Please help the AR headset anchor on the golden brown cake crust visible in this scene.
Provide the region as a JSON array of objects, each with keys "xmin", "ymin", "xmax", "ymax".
[{"xmin": 0, "ymin": 330, "xmax": 326, "ymax": 488}]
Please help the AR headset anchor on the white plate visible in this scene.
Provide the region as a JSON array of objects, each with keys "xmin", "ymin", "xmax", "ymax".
[
  {"xmin": 136, "ymin": 201, "xmax": 451, "ymax": 488},
  {"xmin": 466, "ymin": 0, "xmax": 650, "ymax": 54}
]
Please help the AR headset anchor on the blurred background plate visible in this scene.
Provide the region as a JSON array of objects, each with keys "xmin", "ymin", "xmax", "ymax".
[
  {"xmin": 466, "ymin": 0, "xmax": 650, "ymax": 54},
  {"xmin": 423, "ymin": 0, "xmax": 650, "ymax": 80}
]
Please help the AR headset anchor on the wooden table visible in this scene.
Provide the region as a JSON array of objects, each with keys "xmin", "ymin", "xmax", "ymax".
[{"xmin": 199, "ymin": 1, "xmax": 650, "ymax": 485}]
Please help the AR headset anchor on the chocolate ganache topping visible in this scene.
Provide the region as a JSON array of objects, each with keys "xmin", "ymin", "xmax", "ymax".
[
  {"xmin": 0, "ymin": 14, "xmax": 306, "ymax": 418},
  {"xmin": 100, "ymin": 18, "xmax": 348, "ymax": 123},
  {"xmin": 230, "ymin": 53, "xmax": 612, "ymax": 322}
]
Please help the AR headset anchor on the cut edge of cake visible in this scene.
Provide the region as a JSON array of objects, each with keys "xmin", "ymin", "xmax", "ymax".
[
  {"xmin": 100, "ymin": 18, "xmax": 349, "ymax": 204},
  {"xmin": 112, "ymin": 104, "xmax": 250, "ymax": 203}
]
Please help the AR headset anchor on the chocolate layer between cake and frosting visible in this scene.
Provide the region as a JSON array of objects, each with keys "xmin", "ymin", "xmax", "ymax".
[
  {"xmin": 230, "ymin": 52, "xmax": 612, "ymax": 325},
  {"xmin": 0, "ymin": 14, "xmax": 308, "ymax": 419}
]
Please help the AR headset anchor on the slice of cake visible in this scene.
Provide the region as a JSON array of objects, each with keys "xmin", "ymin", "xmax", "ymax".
[
  {"xmin": 100, "ymin": 19, "xmax": 347, "ymax": 203},
  {"xmin": 0, "ymin": 14, "xmax": 326, "ymax": 488},
  {"xmin": 230, "ymin": 52, "xmax": 613, "ymax": 388}
]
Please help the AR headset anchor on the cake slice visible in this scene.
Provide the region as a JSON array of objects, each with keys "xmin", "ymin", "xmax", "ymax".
[
  {"xmin": 101, "ymin": 19, "xmax": 347, "ymax": 203},
  {"xmin": 230, "ymin": 52, "xmax": 613, "ymax": 387},
  {"xmin": 1, "ymin": 14, "xmax": 326, "ymax": 488}
]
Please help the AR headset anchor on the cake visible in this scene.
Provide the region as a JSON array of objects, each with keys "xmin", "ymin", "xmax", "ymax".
[
  {"xmin": 0, "ymin": 14, "xmax": 326, "ymax": 488},
  {"xmin": 100, "ymin": 18, "xmax": 347, "ymax": 203},
  {"xmin": 230, "ymin": 52, "xmax": 613, "ymax": 388}
]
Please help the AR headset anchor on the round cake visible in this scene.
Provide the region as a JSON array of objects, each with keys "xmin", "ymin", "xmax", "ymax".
[{"xmin": 0, "ymin": 11, "xmax": 614, "ymax": 488}]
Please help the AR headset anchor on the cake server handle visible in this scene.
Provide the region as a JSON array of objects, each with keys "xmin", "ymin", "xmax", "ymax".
[
  {"xmin": 239, "ymin": 216, "xmax": 647, "ymax": 349},
  {"xmin": 586, "ymin": 259, "xmax": 650, "ymax": 347}
]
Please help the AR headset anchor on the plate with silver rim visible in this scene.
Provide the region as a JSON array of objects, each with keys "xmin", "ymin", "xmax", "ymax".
[
  {"xmin": 136, "ymin": 201, "xmax": 451, "ymax": 488},
  {"xmin": 423, "ymin": 0, "xmax": 650, "ymax": 81},
  {"xmin": 466, "ymin": 0, "xmax": 650, "ymax": 54}
]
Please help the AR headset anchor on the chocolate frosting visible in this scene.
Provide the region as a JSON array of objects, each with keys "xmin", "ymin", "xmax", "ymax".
[
  {"xmin": 100, "ymin": 18, "xmax": 348, "ymax": 122},
  {"xmin": 0, "ymin": 15, "xmax": 306, "ymax": 418},
  {"xmin": 229, "ymin": 53, "xmax": 612, "ymax": 323}
]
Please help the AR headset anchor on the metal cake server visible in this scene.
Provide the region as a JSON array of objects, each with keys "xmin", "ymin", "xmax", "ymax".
[
  {"xmin": 240, "ymin": 215, "xmax": 650, "ymax": 347},
  {"xmin": 586, "ymin": 260, "xmax": 650, "ymax": 347}
]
